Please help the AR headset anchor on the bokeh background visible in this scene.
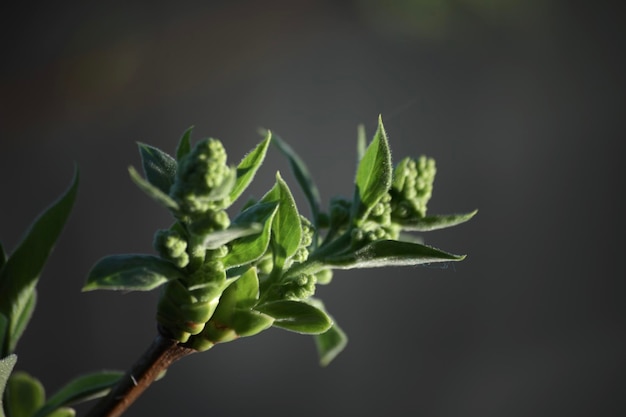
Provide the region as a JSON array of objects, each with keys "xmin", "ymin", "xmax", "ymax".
[{"xmin": 1, "ymin": 1, "xmax": 624, "ymax": 416}]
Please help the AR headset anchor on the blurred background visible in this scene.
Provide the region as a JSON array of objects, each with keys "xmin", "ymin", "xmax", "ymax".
[{"xmin": 1, "ymin": 0, "xmax": 624, "ymax": 416}]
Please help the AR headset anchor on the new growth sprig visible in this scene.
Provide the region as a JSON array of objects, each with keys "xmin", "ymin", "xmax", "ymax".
[{"xmin": 79, "ymin": 115, "xmax": 475, "ymax": 416}]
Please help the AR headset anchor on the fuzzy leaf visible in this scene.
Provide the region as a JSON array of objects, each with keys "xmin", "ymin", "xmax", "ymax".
[
  {"xmin": 323, "ymin": 240, "xmax": 465, "ymax": 269},
  {"xmin": 222, "ymin": 202, "xmax": 278, "ymax": 269},
  {"xmin": 128, "ymin": 166, "xmax": 179, "ymax": 210},
  {"xmin": 315, "ymin": 322, "xmax": 348, "ymax": 367},
  {"xmin": 230, "ymin": 132, "xmax": 272, "ymax": 202},
  {"xmin": 176, "ymin": 126, "xmax": 193, "ymax": 161},
  {"xmin": 33, "ymin": 371, "xmax": 122, "ymax": 417},
  {"xmin": 44, "ymin": 408, "xmax": 75, "ymax": 417},
  {"xmin": 394, "ymin": 210, "xmax": 478, "ymax": 231},
  {"xmin": 84, "ymin": 255, "xmax": 184, "ymax": 291},
  {"xmin": 356, "ymin": 123, "xmax": 367, "ymax": 162},
  {"xmin": 0, "ymin": 354, "xmax": 17, "ymax": 417},
  {"xmin": 0, "ymin": 169, "xmax": 78, "ymax": 356},
  {"xmin": 137, "ymin": 143, "xmax": 177, "ymax": 195},
  {"xmin": 256, "ymin": 300, "xmax": 332, "ymax": 334},
  {"xmin": 5, "ymin": 371, "xmax": 45, "ymax": 417},
  {"xmin": 223, "ymin": 267, "xmax": 260, "ymax": 310},
  {"xmin": 352, "ymin": 115, "xmax": 392, "ymax": 222},
  {"xmin": 201, "ymin": 224, "xmax": 263, "ymax": 250},
  {"xmin": 260, "ymin": 173, "xmax": 302, "ymax": 269},
  {"xmin": 8, "ymin": 290, "xmax": 36, "ymax": 356},
  {"xmin": 270, "ymin": 132, "xmax": 322, "ymax": 226}
]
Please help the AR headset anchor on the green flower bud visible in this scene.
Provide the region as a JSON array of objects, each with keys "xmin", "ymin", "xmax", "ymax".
[
  {"xmin": 282, "ymin": 274, "xmax": 317, "ymax": 300},
  {"xmin": 390, "ymin": 156, "xmax": 436, "ymax": 219},
  {"xmin": 154, "ymin": 229, "xmax": 190, "ymax": 268},
  {"xmin": 170, "ymin": 138, "xmax": 235, "ymax": 216}
]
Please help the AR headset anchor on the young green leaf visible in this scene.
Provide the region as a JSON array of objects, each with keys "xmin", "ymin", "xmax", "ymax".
[
  {"xmin": 270, "ymin": 131, "xmax": 322, "ymax": 226},
  {"xmin": 32, "ymin": 371, "xmax": 122, "ymax": 417},
  {"xmin": 44, "ymin": 408, "xmax": 75, "ymax": 417},
  {"xmin": 5, "ymin": 371, "xmax": 45, "ymax": 417},
  {"xmin": 8, "ymin": 290, "xmax": 36, "ymax": 355},
  {"xmin": 137, "ymin": 143, "xmax": 177, "ymax": 195},
  {"xmin": 201, "ymin": 224, "xmax": 263, "ymax": 250},
  {"xmin": 0, "ymin": 168, "xmax": 78, "ymax": 356},
  {"xmin": 230, "ymin": 132, "xmax": 271, "ymax": 202},
  {"xmin": 352, "ymin": 115, "xmax": 392, "ymax": 222},
  {"xmin": 0, "ymin": 354, "xmax": 17, "ymax": 417},
  {"xmin": 260, "ymin": 172, "xmax": 302, "ymax": 269},
  {"xmin": 221, "ymin": 202, "xmax": 278, "ymax": 269},
  {"xmin": 356, "ymin": 123, "xmax": 367, "ymax": 162},
  {"xmin": 84, "ymin": 255, "xmax": 185, "ymax": 292},
  {"xmin": 322, "ymin": 239, "xmax": 465, "ymax": 269},
  {"xmin": 393, "ymin": 210, "xmax": 478, "ymax": 232},
  {"xmin": 222, "ymin": 267, "xmax": 260, "ymax": 310},
  {"xmin": 128, "ymin": 166, "xmax": 180, "ymax": 211},
  {"xmin": 255, "ymin": 300, "xmax": 332, "ymax": 334},
  {"xmin": 314, "ymin": 322, "xmax": 348, "ymax": 367},
  {"xmin": 176, "ymin": 126, "xmax": 193, "ymax": 161}
]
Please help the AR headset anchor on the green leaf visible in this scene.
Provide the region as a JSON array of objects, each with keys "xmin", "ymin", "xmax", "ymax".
[
  {"xmin": 0, "ymin": 354, "xmax": 17, "ymax": 417},
  {"xmin": 352, "ymin": 115, "xmax": 392, "ymax": 222},
  {"xmin": 176, "ymin": 126, "xmax": 193, "ymax": 161},
  {"xmin": 270, "ymin": 132, "xmax": 322, "ymax": 226},
  {"xmin": 260, "ymin": 173, "xmax": 302, "ymax": 269},
  {"xmin": 225, "ymin": 267, "xmax": 259, "ymax": 309},
  {"xmin": 8, "ymin": 290, "xmax": 36, "ymax": 357},
  {"xmin": 0, "ymin": 168, "xmax": 78, "ymax": 356},
  {"xmin": 356, "ymin": 123, "xmax": 367, "ymax": 162},
  {"xmin": 201, "ymin": 224, "xmax": 263, "ymax": 250},
  {"xmin": 394, "ymin": 210, "xmax": 478, "ymax": 232},
  {"xmin": 210, "ymin": 268, "xmax": 274, "ymax": 337},
  {"xmin": 84, "ymin": 254, "xmax": 185, "ymax": 292},
  {"xmin": 32, "ymin": 371, "xmax": 122, "ymax": 417},
  {"xmin": 315, "ymin": 322, "xmax": 348, "ymax": 367},
  {"xmin": 44, "ymin": 408, "xmax": 75, "ymax": 417},
  {"xmin": 128, "ymin": 166, "xmax": 179, "ymax": 211},
  {"xmin": 137, "ymin": 143, "xmax": 177, "ymax": 195},
  {"xmin": 256, "ymin": 300, "xmax": 332, "ymax": 334},
  {"xmin": 222, "ymin": 202, "xmax": 278, "ymax": 269},
  {"xmin": 230, "ymin": 132, "xmax": 271, "ymax": 202},
  {"xmin": 323, "ymin": 239, "xmax": 465, "ymax": 269},
  {"xmin": 5, "ymin": 371, "xmax": 45, "ymax": 417}
]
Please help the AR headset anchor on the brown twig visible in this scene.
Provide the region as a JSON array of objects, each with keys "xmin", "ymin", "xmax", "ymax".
[{"xmin": 85, "ymin": 328, "xmax": 196, "ymax": 417}]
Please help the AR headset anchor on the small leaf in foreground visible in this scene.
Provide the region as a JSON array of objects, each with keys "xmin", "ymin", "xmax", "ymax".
[
  {"xmin": 270, "ymin": 132, "xmax": 322, "ymax": 226},
  {"xmin": 176, "ymin": 126, "xmax": 193, "ymax": 161},
  {"xmin": 0, "ymin": 354, "xmax": 17, "ymax": 417},
  {"xmin": 230, "ymin": 132, "xmax": 272, "ymax": 202},
  {"xmin": 33, "ymin": 371, "xmax": 122, "ymax": 417},
  {"xmin": 0, "ymin": 168, "xmax": 78, "ymax": 356},
  {"xmin": 5, "ymin": 371, "xmax": 45, "ymax": 417},
  {"xmin": 314, "ymin": 322, "xmax": 348, "ymax": 367},
  {"xmin": 352, "ymin": 115, "xmax": 392, "ymax": 222},
  {"xmin": 323, "ymin": 240, "xmax": 465, "ymax": 269},
  {"xmin": 137, "ymin": 143, "xmax": 177, "ymax": 195},
  {"xmin": 394, "ymin": 210, "xmax": 478, "ymax": 232},
  {"xmin": 128, "ymin": 166, "xmax": 180, "ymax": 211},
  {"xmin": 84, "ymin": 255, "xmax": 185, "ymax": 292},
  {"xmin": 256, "ymin": 300, "xmax": 332, "ymax": 334}
]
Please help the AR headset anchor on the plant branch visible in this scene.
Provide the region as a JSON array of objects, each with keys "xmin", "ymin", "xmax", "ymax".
[{"xmin": 85, "ymin": 328, "xmax": 196, "ymax": 417}]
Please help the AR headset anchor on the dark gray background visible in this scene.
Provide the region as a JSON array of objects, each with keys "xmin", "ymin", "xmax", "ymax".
[{"xmin": 1, "ymin": 1, "xmax": 624, "ymax": 416}]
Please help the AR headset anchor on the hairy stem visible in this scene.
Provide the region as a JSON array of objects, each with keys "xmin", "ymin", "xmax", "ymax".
[{"xmin": 85, "ymin": 328, "xmax": 196, "ymax": 417}]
